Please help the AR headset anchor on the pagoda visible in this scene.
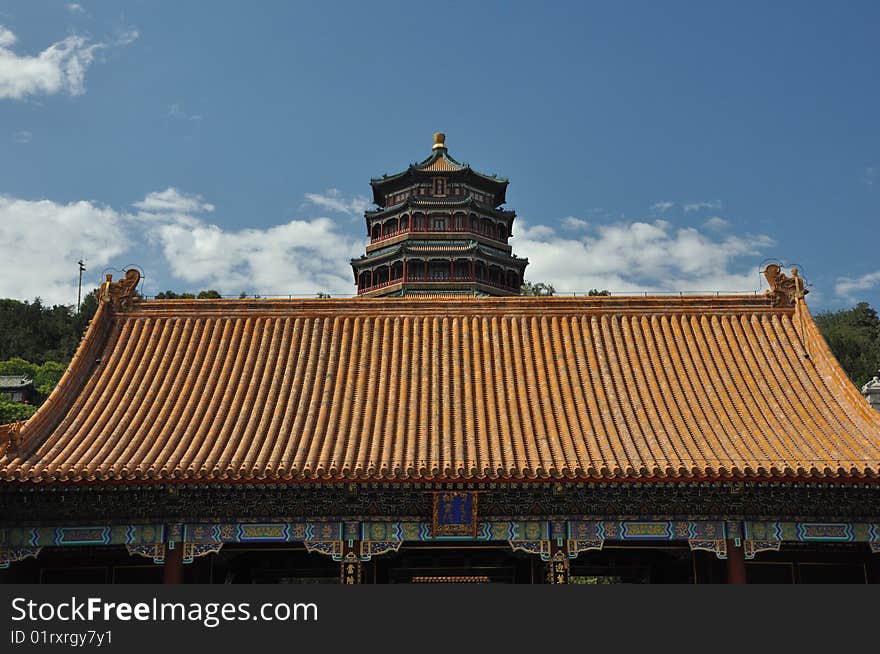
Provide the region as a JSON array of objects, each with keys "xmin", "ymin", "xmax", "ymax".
[{"xmin": 352, "ymin": 133, "xmax": 528, "ymax": 296}]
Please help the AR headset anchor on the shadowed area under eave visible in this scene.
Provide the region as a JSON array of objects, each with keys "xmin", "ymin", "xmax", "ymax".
[{"xmin": 1, "ymin": 294, "xmax": 879, "ymax": 483}]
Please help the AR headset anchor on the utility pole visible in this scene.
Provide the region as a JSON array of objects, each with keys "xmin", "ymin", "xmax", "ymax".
[{"xmin": 77, "ymin": 259, "xmax": 86, "ymax": 313}]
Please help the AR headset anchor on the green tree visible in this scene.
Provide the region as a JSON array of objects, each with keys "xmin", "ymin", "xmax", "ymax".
[
  {"xmin": 0, "ymin": 297, "xmax": 94, "ymax": 363},
  {"xmin": 0, "ymin": 397, "xmax": 36, "ymax": 423},
  {"xmin": 521, "ymin": 280, "xmax": 556, "ymax": 296},
  {"xmin": 197, "ymin": 290, "xmax": 222, "ymax": 299},
  {"xmin": 588, "ymin": 289, "xmax": 611, "ymax": 296},
  {"xmin": 814, "ymin": 302, "xmax": 880, "ymax": 387},
  {"xmin": 155, "ymin": 290, "xmax": 196, "ymax": 299}
]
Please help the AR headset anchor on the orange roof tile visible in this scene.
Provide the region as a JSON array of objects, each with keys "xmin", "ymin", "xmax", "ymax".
[
  {"xmin": 1, "ymin": 292, "xmax": 879, "ymax": 483},
  {"xmin": 417, "ymin": 154, "xmax": 464, "ymax": 172}
]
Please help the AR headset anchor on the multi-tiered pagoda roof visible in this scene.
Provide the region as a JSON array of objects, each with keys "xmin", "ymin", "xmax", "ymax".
[{"xmin": 352, "ymin": 134, "xmax": 528, "ymax": 297}]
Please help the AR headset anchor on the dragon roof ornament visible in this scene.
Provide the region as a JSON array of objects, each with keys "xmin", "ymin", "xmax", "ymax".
[
  {"xmin": 98, "ymin": 269, "xmax": 141, "ymax": 309},
  {"xmin": 0, "ymin": 421, "xmax": 25, "ymax": 458},
  {"xmin": 764, "ymin": 264, "xmax": 808, "ymax": 307}
]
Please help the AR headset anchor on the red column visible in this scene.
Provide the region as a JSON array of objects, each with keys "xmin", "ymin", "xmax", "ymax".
[
  {"xmin": 403, "ymin": 259, "xmax": 407, "ymax": 281},
  {"xmin": 725, "ymin": 539, "xmax": 747, "ymax": 584},
  {"xmin": 370, "ymin": 270, "xmax": 374, "ymax": 289},
  {"xmin": 470, "ymin": 260, "xmax": 475, "ymax": 280},
  {"xmin": 162, "ymin": 544, "xmax": 183, "ymax": 584}
]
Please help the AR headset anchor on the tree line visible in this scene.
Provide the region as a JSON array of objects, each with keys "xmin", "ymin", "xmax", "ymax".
[{"xmin": 1, "ymin": 286, "xmax": 879, "ymax": 423}]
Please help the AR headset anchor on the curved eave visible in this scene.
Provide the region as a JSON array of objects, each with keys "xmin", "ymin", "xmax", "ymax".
[
  {"xmin": 371, "ymin": 158, "xmax": 509, "ymax": 206},
  {"xmin": 365, "ymin": 195, "xmax": 516, "ymax": 222},
  {"xmin": 0, "ymin": 301, "xmax": 114, "ymax": 461}
]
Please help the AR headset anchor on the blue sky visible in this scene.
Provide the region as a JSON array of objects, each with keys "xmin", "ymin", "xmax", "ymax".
[{"xmin": 1, "ymin": 1, "xmax": 878, "ymax": 309}]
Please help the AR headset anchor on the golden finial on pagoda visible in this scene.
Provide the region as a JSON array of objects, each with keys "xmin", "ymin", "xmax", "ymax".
[{"xmin": 432, "ymin": 132, "xmax": 446, "ymax": 150}]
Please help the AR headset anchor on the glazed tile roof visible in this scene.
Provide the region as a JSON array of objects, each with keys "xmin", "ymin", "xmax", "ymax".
[
  {"xmin": 370, "ymin": 137, "xmax": 509, "ymax": 207},
  {"xmin": 2, "ymin": 292, "xmax": 879, "ymax": 484},
  {"xmin": 418, "ymin": 154, "xmax": 463, "ymax": 172}
]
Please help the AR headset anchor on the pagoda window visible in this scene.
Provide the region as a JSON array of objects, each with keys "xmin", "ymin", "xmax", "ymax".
[
  {"xmin": 480, "ymin": 218, "xmax": 492, "ymax": 235},
  {"xmin": 470, "ymin": 214, "xmax": 478, "ymax": 231},
  {"xmin": 414, "ymin": 213, "xmax": 425, "ymax": 231},
  {"xmin": 428, "ymin": 261, "xmax": 448, "ymax": 280},
  {"xmin": 498, "ymin": 224, "xmax": 507, "ymax": 240},
  {"xmin": 409, "ymin": 259, "xmax": 426, "ymax": 280},
  {"xmin": 371, "ymin": 224, "xmax": 381, "ymax": 241},
  {"xmin": 432, "ymin": 177, "xmax": 446, "ymax": 196},
  {"xmin": 375, "ymin": 266, "xmax": 390, "ymax": 286},
  {"xmin": 384, "ymin": 219, "xmax": 397, "ymax": 236},
  {"xmin": 400, "ymin": 214, "xmax": 409, "ymax": 231},
  {"xmin": 432, "ymin": 216, "xmax": 446, "ymax": 231},
  {"xmin": 453, "ymin": 213, "xmax": 465, "ymax": 230}
]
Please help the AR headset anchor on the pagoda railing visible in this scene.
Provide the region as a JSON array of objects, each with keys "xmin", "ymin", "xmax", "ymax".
[{"xmin": 370, "ymin": 224, "xmax": 507, "ymax": 245}]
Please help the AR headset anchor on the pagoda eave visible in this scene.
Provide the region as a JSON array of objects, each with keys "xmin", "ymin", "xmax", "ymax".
[
  {"xmin": 364, "ymin": 195, "xmax": 515, "ymax": 221},
  {"xmin": 370, "ymin": 168, "xmax": 508, "ymax": 207},
  {"xmin": 363, "ymin": 233, "xmax": 514, "ymax": 256}
]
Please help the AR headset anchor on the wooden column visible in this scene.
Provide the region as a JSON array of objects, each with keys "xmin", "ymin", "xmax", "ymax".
[
  {"xmin": 725, "ymin": 539, "xmax": 747, "ymax": 584},
  {"xmin": 868, "ymin": 551, "xmax": 880, "ymax": 584},
  {"xmin": 402, "ymin": 259, "xmax": 407, "ymax": 282},
  {"xmin": 162, "ymin": 544, "xmax": 183, "ymax": 584}
]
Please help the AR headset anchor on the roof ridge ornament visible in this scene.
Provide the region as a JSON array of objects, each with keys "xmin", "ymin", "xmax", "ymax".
[
  {"xmin": 98, "ymin": 269, "xmax": 141, "ymax": 309},
  {"xmin": 763, "ymin": 264, "xmax": 808, "ymax": 307},
  {"xmin": 432, "ymin": 132, "xmax": 446, "ymax": 151},
  {"xmin": 0, "ymin": 421, "xmax": 25, "ymax": 458}
]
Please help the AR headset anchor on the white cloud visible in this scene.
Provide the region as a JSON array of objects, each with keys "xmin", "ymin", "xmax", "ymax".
[
  {"xmin": 651, "ymin": 201, "xmax": 674, "ymax": 213},
  {"xmin": 862, "ymin": 167, "xmax": 879, "ymax": 186},
  {"xmin": 133, "ymin": 187, "xmax": 214, "ymax": 214},
  {"xmin": 561, "ymin": 216, "xmax": 589, "ymax": 230},
  {"xmin": 168, "ymin": 103, "xmax": 203, "ymax": 122},
  {"xmin": 0, "ymin": 24, "xmax": 137, "ymax": 100},
  {"xmin": 835, "ymin": 271, "xmax": 880, "ymax": 301},
  {"xmin": 66, "ymin": 3, "xmax": 85, "ymax": 13},
  {"xmin": 0, "ymin": 188, "xmax": 776, "ymax": 302},
  {"xmin": 147, "ymin": 217, "xmax": 362, "ymax": 296},
  {"xmin": 703, "ymin": 216, "xmax": 729, "ymax": 230},
  {"xmin": 136, "ymin": 192, "xmax": 363, "ymax": 296},
  {"xmin": 304, "ymin": 188, "xmax": 371, "ymax": 216},
  {"xmin": 511, "ymin": 217, "xmax": 773, "ymax": 294},
  {"xmin": 683, "ymin": 200, "xmax": 722, "ymax": 213},
  {"xmin": 0, "ymin": 195, "xmax": 130, "ymax": 304},
  {"xmin": 12, "ymin": 129, "xmax": 31, "ymax": 143}
]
